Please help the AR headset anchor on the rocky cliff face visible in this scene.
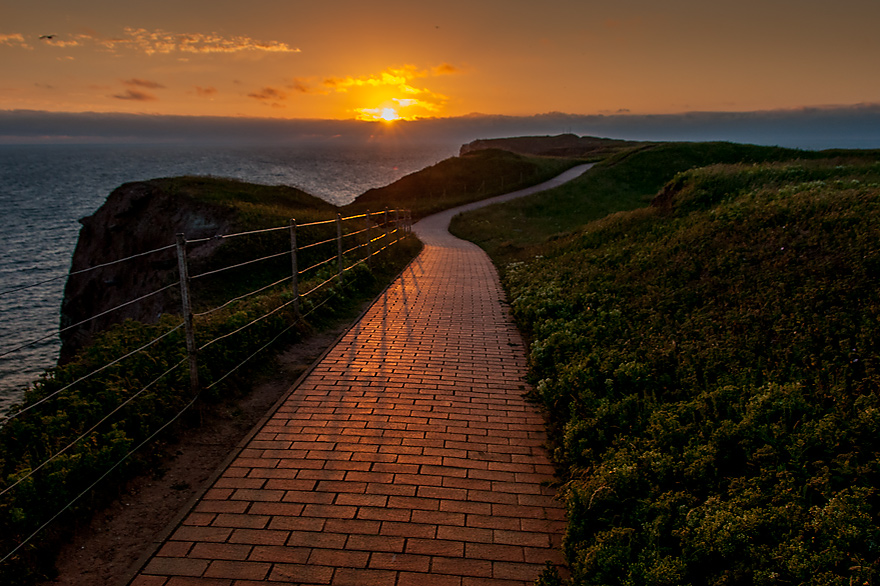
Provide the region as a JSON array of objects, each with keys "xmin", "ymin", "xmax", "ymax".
[{"xmin": 60, "ymin": 180, "xmax": 233, "ymax": 362}]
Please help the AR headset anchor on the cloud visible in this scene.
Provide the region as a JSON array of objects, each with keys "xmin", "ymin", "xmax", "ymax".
[
  {"xmin": 0, "ymin": 33, "xmax": 29, "ymax": 48},
  {"xmin": 248, "ymin": 86, "xmax": 287, "ymax": 107},
  {"xmin": 432, "ymin": 63, "xmax": 459, "ymax": 76},
  {"xmin": 88, "ymin": 28, "xmax": 300, "ymax": 56},
  {"xmin": 288, "ymin": 77, "xmax": 326, "ymax": 95},
  {"xmin": 112, "ymin": 89, "xmax": 158, "ymax": 101},
  {"xmin": 323, "ymin": 65, "xmax": 427, "ymax": 94},
  {"xmin": 44, "ymin": 38, "xmax": 81, "ymax": 48},
  {"xmin": 312, "ymin": 64, "xmax": 454, "ymax": 120},
  {"xmin": 123, "ymin": 78, "xmax": 165, "ymax": 89},
  {"xmin": 195, "ymin": 86, "xmax": 218, "ymax": 97}
]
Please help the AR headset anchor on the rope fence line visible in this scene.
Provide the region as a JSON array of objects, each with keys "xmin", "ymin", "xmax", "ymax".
[
  {"xmin": 190, "ymin": 249, "xmax": 290, "ymax": 281},
  {"xmin": 1, "ymin": 321, "xmax": 185, "ymax": 423},
  {"xmin": 298, "ymin": 236, "xmax": 338, "ymax": 251},
  {"xmin": 0, "ymin": 282, "xmax": 180, "ymax": 359},
  {"xmin": 0, "ymin": 276, "xmax": 351, "ymax": 566},
  {"xmin": 0, "ymin": 357, "xmax": 189, "ymax": 500},
  {"xmin": 0, "ymin": 243, "xmax": 178, "ymax": 299},
  {"xmin": 0, "ymin": 207, "xmax": 413, "ymax": 568},
  {"xmin": 193, "ymin": 274, "xmax": 291, "ymax": 318}
]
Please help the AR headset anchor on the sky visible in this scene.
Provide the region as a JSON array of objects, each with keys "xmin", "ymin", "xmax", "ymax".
[{"xmin": 2, "ymin": 0, "xmax": 880, "ymax": 123}]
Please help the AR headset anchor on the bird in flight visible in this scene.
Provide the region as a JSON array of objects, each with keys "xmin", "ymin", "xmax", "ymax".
[{"xmin": 39, "ymin": 35, "xmax": 56, "ymax": 40}]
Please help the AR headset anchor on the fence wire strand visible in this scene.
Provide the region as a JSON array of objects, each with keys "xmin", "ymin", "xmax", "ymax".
[
  {"xmin": 296, "ymin": 218, "xmax": 336, "ymax": 228},
  {"xmin": 0, "ymin": 358, "xmax": 187, "ymax": 500},
  {"xmin": 216, "ymin": 225, "xmax": 288, "ymax": 239},
  {"xmin": 1, "ymin": 322, "xmax": 185, "ymax": 423},
  {"xmin": 0, "ymin": 388, "xmax": 200, "ymax": 565},
  {"xmin": 191, "ymin": 249, "xmax": 290, "ymax": 281},
  {"xmin": 297, "ymin": 236, "xmax": 337, "ymax": 252},
  {"xmin": 300, "ymin": 273, "xmax": 340, "ymax": 299},
  {"xmin": 0, "ymin": 244, "xmax": 177, "ymax": 298},
  {"xmin": 197, "ymin": 296, "xmax": 298, "ymax": 352},
  {"xmin": 193, "ymin": 275, "xmax": 291, "ymax": 318},
  {"xmin": 0, "ymin": 282, "xmax": 179, "ymax": 359},
  {"xmin": 298, "ymin": 255, "xmax": 335, "ymax": 276},
  {"xmin": 343, "ymin": 243, "xmax": 365, "ymax": 257},
  {"xmin": 345, "ymin": 226, "xmax": 371, "ymax": 238}
]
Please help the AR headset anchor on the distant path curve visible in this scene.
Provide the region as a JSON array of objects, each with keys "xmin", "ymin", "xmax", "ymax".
[{"xmin": 413, "ymin": 163, "xmax": 594, "ymax": 245}]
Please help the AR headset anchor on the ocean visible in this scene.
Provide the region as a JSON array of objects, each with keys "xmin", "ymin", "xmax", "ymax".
[{"xmin": 0, "ymin": 140, "xmax": 460, "ymax": 413}]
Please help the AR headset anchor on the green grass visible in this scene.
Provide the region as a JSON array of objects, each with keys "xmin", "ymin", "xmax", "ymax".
[
  {"xmin": 345, "ymin": 148, "xmax": 584, "ymax": 219},
  {"xmin": 150, "ymin": 175, "xmax": 337, "ymax": 229},
  {"xmin": 453, "ymin": 147, "xmax": 880, "ymax": 585},
  {"xmin": 449, "ymin": 142, "xmax": 806, "ymax": 261}
]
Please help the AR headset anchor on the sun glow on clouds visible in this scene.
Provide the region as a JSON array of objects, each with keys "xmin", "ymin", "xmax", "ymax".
[{"xmin": 319, "ymin": 64, "xmax": 456, "ymax": 121}]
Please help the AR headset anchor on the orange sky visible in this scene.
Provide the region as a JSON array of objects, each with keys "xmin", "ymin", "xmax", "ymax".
[{"xmin": 2, "ymin": 0, "xmax": 879, "ymax": 121}]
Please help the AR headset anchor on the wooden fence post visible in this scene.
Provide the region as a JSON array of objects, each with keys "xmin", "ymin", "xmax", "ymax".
[
  {"xmin": 336, "ymin": 213, "xmax": 343, "ymax": 276},
  {"xmin": 365, "ymin": 210, "xmax": 372, "ymax": 267},
  {"xmin": 289, "ymin": 219, "xmax": 300, "ymax": 314},
  {"xmin": 175, "ymin": 233, "xmax": 199, "ymax": 392}
]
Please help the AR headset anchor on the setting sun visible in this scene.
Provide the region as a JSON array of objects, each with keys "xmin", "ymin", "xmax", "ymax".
[
  {"xmin": 381, "ymin": 108, "xmax": 400, "ymax": 121},
  {"xmin": 355, "ymin": 104, "xmax": 412, "ymax": 122}
]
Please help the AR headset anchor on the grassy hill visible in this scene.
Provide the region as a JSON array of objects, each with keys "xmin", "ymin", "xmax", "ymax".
[
  {"xmin": 449, "ymin": 141, "xmax": 807, "ymax": 257},
  {"xmin": 346, "ymin": 148, "xmax": 583, "ymax": 219},
  {"xmin": 452, "ymin": 144, "xmax": 880, "ymax": 585}
]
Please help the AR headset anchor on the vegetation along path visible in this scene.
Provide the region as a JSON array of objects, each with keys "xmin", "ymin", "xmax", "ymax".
[{"xmin": 126, "ymin": 164, "xmax": 593, "ymax": 586}]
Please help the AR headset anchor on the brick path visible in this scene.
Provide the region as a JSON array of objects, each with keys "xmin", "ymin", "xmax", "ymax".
[{"xmin": 128, "ymin": 165, "xmax": 591, "ymax": 586}]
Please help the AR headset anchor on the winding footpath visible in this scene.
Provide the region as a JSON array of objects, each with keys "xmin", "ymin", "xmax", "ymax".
[{"xmin": 128, "ymin": 164, "xmax": 593, "ymax": 586}]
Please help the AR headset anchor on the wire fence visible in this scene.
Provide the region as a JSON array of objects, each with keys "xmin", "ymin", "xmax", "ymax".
[{"xmin": 0, "ymin": 207, "xmax": 412, "ymax": 569}]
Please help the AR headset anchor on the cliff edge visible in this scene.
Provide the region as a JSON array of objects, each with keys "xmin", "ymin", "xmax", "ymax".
[{"xmin": 60, "ymin": 177, "xmax": 333, "ymax": 363}]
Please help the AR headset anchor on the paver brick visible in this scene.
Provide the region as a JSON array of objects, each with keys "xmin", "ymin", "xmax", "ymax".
[
  {"xmin": 356, "ymin": 506, "xmax": 412, "ymax": 522},
  {"xmin": 285, "ymin": 529, "xmax": 347, "ymax": 548},
  {"xmin": 164, "ymin": 578, "xmax": 231, "ymax": 586},
  {"xmin": 143, "ymin": 557, "xmax": 208, "ymax": 577},
  {"xmin": 129, "ymin": 576, "xmax": 168, "ymax": 586},
  {"xmin": 369, "ymin": 551, "xmax": 432, "ymax": 572},
  {"xmin": 398, "ymin": 572, "xmax": 462, "ymax": 586},
  {"xmin": 170, "ymin": 526, "xmax": 232, "ymax": 543},
  {"xmin": 378, "ymin": 521, "xmax": 437, "ymax": 539},
  {"xmin": 431, "ymin": 556, "xmax": 493, "ymax": 578},
  {"xmin": 158, "ymin": 541, "xmax": 193, "ymax": 557},
  {"xmin": 307, "ymin": 548, "xmax": 370, "ymax": 568},
  {"xmin": 332, "ymin": 567, "xmax": 397, "ymax": 586},
  {"xmin": 187, "ymin": 543, "xmax": 251, "ymax": 561},
  {"xmin": 492, "ymin": 561, "xmax": 549, "ymax": 581},
  {"xmin": 203, "ymin": 560, "xmax": 270, "ymax": 581},
  {"xmin": 268, "ymin": 563, "xmax": 333, "ymax": 584},
  {"xmin": 405, "ymin": 537, "xmax": 464, "ymax": 557},
  {"xmin": 227, "ymin": 528, "xmax": 289, "ymax": 546}
]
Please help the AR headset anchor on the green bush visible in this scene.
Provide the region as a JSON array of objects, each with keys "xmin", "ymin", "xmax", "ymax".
[{"xmin": 517, "ymin": 159, "xmax": 880, "ymax": 585}]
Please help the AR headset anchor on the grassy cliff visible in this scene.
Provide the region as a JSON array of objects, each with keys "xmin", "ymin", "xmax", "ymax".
[
  {"xmin": 347, "ymin": 148, "xmax": 583, "ymax": 219},
  {"xmin": 452, "ymin": 145, "xmax": 880, "ymax": 585}
]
